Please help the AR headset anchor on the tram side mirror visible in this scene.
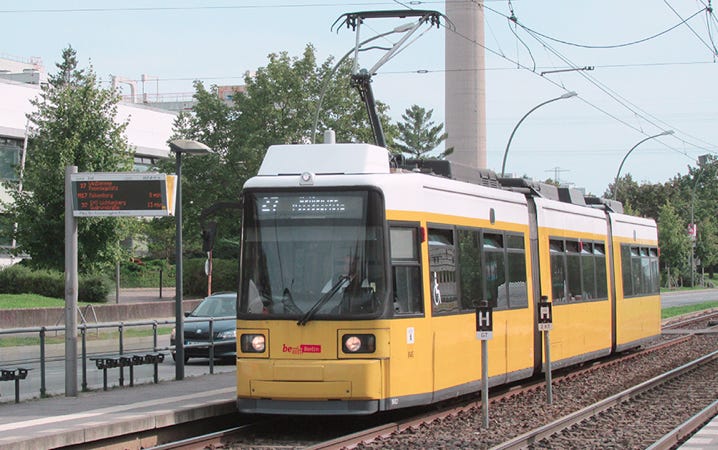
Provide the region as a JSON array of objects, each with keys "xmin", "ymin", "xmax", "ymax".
[{"xmin": 202, "ymin": 221, "xmax": 218, "ymax": 252}]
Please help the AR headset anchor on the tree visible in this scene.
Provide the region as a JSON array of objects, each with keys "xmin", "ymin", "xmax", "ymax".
[
  {"xmin": 696, "ymin": 215, "xmax": 718, "ymax": 279},
  {"xmin": 2, "ymin": 47, "xmax": 133, "ymax": 273},
  {"xmin": 657, "ymin": 201, "xmax": 691, "ymax": 287},
  {"xmin": 393, "ymin": 105, "xmax": 449, "ymax": 159},
  {"xmin": 169, "ymin": 45, "xmax": 396, "ymax": 255}
]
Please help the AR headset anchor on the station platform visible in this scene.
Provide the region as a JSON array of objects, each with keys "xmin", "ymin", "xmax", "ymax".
[
  {"xmin": 0, "ymin": 370, "xmax": 236, "ymax": 450},
  {"xmin": 680, "ymin": 414, "xmax": 718, "ymax": 449}
]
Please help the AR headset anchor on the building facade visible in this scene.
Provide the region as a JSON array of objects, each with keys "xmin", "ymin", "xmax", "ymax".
[{"xmin": 0, "ymin": 57, "xmax": 177, "ymax": 267}]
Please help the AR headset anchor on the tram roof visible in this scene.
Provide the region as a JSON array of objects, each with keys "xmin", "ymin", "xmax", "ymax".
[{"xmin": 250, "ymin": 143, "xmax": 623, "ymax": 213}]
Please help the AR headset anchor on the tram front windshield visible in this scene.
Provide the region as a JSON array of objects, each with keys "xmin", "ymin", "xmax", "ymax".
[{"xmin": 240, "ymin": 189, "xmax": 387, "ymax": 320}]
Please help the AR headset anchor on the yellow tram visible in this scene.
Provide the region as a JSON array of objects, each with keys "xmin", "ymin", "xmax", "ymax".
[{"xmin": 235, "ymin": 142, "xmax": 660, "ymax": 415}]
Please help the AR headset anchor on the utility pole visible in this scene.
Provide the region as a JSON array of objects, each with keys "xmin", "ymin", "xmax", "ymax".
[{"xmin": 545, "ymin": 167, "xmax": 569, "ymax": 185}]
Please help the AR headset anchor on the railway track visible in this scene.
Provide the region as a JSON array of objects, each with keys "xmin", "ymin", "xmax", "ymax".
[
  {"xmin": 495, "ymin": 350, "xmax": 718, "ymax": 449},
  {"xmin": 148, "ymin": 314, "xmax": 718, "ymax": 449}
]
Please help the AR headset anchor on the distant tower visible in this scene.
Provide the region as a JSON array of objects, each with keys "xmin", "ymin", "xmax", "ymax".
[{"xmin": 445, "ymin": 0, "xmax": 486, "ymax": 169}]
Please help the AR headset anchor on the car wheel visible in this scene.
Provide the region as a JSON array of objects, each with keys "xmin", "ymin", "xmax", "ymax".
[{"xmin": 171, "ymin": 353, "xmax": 190, "ymax": 364}]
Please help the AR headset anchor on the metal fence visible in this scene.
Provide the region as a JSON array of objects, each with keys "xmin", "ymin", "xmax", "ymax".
[{"xmin": 0, "ymin": 316, "xmax": 235, "ymax": 403}]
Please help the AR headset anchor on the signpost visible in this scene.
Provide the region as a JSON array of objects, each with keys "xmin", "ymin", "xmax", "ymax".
[
  {"xmin": 476, "ymin": 301, "xmax": 493, "ymax": 428},
  {"xmin": 538, "ymin": 296, "xmax": 554, "ymax": 404},
  {"xmin": 64, "ymin": 169, "xmax": 177, "ymax": 396},
  {"xmin": 71, "ymin": 172, "xmax": 176, "ymax": 217}
]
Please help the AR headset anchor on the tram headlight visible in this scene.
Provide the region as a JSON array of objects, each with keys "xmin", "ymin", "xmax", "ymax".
[
  {"xmin": 342, "ymin": 334, "xmax": 376, "ymax": 354},
  {"xmin": 241, "ymin": 334, "xmax": 266, "ymax": 353}
]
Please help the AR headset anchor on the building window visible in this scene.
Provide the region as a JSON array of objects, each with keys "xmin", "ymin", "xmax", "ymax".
[{"xmin": 0, "ymin": 138, "xmax": 22, "ymax": 181}]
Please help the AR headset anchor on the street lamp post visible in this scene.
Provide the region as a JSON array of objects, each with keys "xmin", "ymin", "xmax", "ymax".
[
  {"xmin": 500, "ymin": 91, "xmax": 577, "ymax": 177},
  {"xmin": 612, "ymin": 130, "xmax": 674, "ymax": 200},
  {"xmin": 169, "ymin": 139, "xmax": 212, "ymax": 380}
]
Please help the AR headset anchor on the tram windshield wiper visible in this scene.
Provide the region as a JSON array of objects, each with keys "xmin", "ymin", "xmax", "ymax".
[{"xmin": 297, "ymin": 275, "xmax": 353, "ymax": 326}]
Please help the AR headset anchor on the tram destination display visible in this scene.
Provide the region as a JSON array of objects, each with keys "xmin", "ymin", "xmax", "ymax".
[{"xmin": 71, "ymin": 172, "xmax": 176, "ymax": 217}]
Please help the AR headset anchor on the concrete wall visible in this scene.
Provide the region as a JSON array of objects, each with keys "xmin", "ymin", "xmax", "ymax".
[{"xmin": 0, "ymin": 299, "xmax": 203, "ymax": 329}]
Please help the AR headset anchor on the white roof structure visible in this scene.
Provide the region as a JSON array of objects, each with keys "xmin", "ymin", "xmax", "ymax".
[{"xmin": 0, "ymin": 78, "xmax": 176, "ymax": 158}]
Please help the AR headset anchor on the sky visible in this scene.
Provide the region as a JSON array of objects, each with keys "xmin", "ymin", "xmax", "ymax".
[{"xmin": 1, "ymin": 0, "xmax": 717, "ymax": 196}]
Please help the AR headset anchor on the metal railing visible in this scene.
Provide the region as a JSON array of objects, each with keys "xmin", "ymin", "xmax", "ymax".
[{"xmin": 0, "ymin": 316, "xmax": 235, "ymax": 403}]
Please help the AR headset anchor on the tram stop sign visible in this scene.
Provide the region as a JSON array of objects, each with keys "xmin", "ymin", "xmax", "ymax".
[
  {"xmin": 476, "ymin": 304, "xmax": 493, "ymax": 340},
  {"xmin": 538, "ymin": 299, "xmax": 553, "ymax": 331}
]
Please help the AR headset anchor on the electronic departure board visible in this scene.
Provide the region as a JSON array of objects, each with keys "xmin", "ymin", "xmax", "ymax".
[{"xmin": 71, "ymin": 173, "xmax": 176, "ymax": 217}]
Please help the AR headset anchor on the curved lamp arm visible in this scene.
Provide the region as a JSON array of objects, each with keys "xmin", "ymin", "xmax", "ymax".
[
  {"xmin": 500, "ymin": 91, "xmax": 577, "ymax": 177},
  {"xmin": 612, "ymin": 130, "xmax": 674, "ymax": 199}
]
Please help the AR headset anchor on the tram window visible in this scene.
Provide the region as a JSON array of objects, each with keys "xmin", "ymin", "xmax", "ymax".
[
  {"xmin": 581, "ymin": 249, "xmax": 596, "ymax": 300},
  {"xmin": 485, "ymin": 250, "xmax": 506, "ymax": 309},
  {"xmin": 506, "ymin": 250, "xmax": 528, "ymax": 308},
  {"xmin": 458, "ymin": 229, "xmax": 482, "ymax": 310},
  {"xmin": 631, "ymin": 252, "xmax": 642, "ymax": 296},
  {"xmin": 621, "ymin": 246, "xmax": 634, "ymax": 296},
  {"xmin": 549, "ymin": 238, "xmax": 608, "ymax": 303},
  {"xmin": 390, "ymin": 226, "xmax": 422, "ymax": 315},
  {"xmin": 393, "ymin": 266, "xmax": 422, "ymax": 314},
  {"xmin": 549, "ymin": 240, "xmax": 563, "ymax": 254},
  {"xmin": 507, "ymin": 234, "xmax": 525, "ymax": 249},
  {"xmin": 484, "ymin": 233, "xmax": 503, "ymax": 249},
  {"xmin": 390, "ymin": 228, "xmax": 417, "ymax": 260},
  {"xmin": 550, "ymin": 239, "xmax": 566, "ymax": 303},
  {"xmin": 620, "ymin": 244, "xmax": 660, "ymax": 298},
  {"xmin": 429, "ymin": 227, "xmax": 459, "ymax": 314},
  {"xmin": 566, "ymin": 241, "xmax": 582, "ymax": 301}
]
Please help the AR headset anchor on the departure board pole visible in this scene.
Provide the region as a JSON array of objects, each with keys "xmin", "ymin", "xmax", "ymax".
[{"xmin": 64, "ymin": 166, "xmax": 78, "ymax": 397}]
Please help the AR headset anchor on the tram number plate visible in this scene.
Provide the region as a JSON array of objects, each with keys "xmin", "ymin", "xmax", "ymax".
[
  {"xmin": 476, "ymin": 331, "xmax": 493, "ymax": 340},
  {"xmin": 538, "ymin": 323, "xmax": 553, "ymax": 332}
]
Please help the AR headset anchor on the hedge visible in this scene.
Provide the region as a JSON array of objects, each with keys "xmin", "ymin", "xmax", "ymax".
[
  {"xmin": 0, "ymin": 265, "xmax": 111, "ymax": 303},
  {"xmin": 183, "ymin": 258, "xmax": 239, "ymax": 297}
]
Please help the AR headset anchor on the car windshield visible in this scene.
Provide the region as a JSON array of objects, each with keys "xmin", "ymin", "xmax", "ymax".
[
  {"xmin": 239, "ymin": 189, "xmax": 387, "ymax": 320},
  {"xmin": 191, "ymin": 294, "xmax": 236, "ymax": 318}
]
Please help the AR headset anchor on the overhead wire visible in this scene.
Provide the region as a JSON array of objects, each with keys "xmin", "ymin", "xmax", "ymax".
[
  {"xmin": 516, "ymin": 8, "xmax": 707, "ymax": 50},
  {"xmin": 663, "ymin": 0, "xmax": 718, "ymax": 56},
  {"xmin": 474, "ymin": 1, "xmax": 718, "ymax": 159},
  {"xmin": 518, "ymin": 25, "xmax": 716, "ymax": 158}
]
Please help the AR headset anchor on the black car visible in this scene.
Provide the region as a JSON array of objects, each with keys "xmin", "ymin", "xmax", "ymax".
[{"xmin": 171, "ymin": 292, "xmax": 236, "ymax": 363}]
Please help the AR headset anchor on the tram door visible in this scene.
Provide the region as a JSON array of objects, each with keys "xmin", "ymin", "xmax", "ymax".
[{"xmin": 389, "ymin": 224, "xmax": 433, "ymax": 404}]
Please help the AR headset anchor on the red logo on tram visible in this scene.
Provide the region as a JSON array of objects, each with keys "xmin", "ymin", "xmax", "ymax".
[{"xmin": 282, "ymin": 344, "xmax": 322, "ymax": 354}]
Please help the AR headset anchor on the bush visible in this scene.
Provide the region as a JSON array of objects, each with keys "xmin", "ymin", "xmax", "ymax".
[
  {"xmin": 119, "ymin": 258, "xmax": 174, "ymax": 288},
  {"xmin": 183, "ymin": 258, "xmax": 239, "ymax": 297},
  {"xmin": 79, "ymin": 274, "xmax": 111, "ymax": 303},
  {"xmin": 0, "ymin": 264, "xmax": 111, "ymax": 303}
]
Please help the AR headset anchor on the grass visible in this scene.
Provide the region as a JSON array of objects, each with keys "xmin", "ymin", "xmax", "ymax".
[
  {"xmin": 0, "ymin": 293, "xmax": 94, "ymax": 309},
  {"xmin": 662, "ymin": 301, "xmax": 718, "ymax": 319}
]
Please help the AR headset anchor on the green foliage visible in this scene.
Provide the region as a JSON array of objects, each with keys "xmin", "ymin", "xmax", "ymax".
[
  {"xmin": 0, "ymin": 264, "xmax": 110, "ymax": 302},
  {"xmin": 662, "ymin": 301, "xmax": 718, "ymax": 319},
  {"xmin": 1, "ymin": 47, "xmax": 133, "ymax": 273},
  {"xmin": 183, "ymin": 258, "xmax": 239, "ymax": 297},
  {"xmin": 394, "ymin": 105, "xmax": 449, "ymax": 159},
  {"xmin": 658, "ymin": 201, "xmax": 692, "ymax": 286},
  {"xmin": 166, "ymin": 45, "xmax": 393, "ymax": 256},
  {"xmin": 78, "ymin": 274, "xmax": 111, "ymax": 303},
  {"xmin": 119, "ymin": 258, "xmax": 174, "ymax": 288}
]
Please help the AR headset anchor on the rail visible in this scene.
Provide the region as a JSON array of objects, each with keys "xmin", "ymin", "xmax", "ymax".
[{"xmin": 0, "ymin": 316, "xmax": 234, "ymax": 402}]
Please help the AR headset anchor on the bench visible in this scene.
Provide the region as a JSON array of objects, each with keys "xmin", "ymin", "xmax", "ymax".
[
  {"xmin": 90, "ymin": 353, "xmax": 165, "ymax": 391},
  {"xmin": 1, "ymin": 368, "xmax": 30, "ymax": 403}
]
